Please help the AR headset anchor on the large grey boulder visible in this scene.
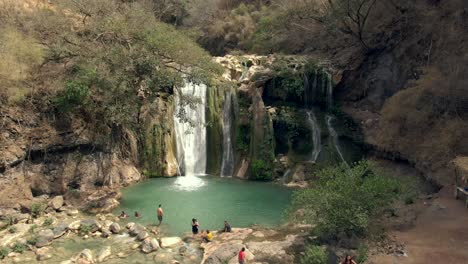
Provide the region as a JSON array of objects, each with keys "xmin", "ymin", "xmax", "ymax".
[
  {"xmin": 53, "ymin": 222, "xmax": 69, "ymax": 238},
  {"xmin": 160, "ymin": 237, "xmax": 182, "ymax": 248},
  {"xmin": 49, "ymin": 196, "xmax": 64, "ymax": 210},
  {"xmin": 75, "ymin": 249, "xmax": 94, "ymax": 264},
  {"xmin": 96, "ymin": 246, "xmax": 111, "ymax": 263},
  {"xmin": 141, "ymin": 238, "xmax": 159, "ymax": 253},
  {"xmin": 109, "ymin": 223, "xmax": 120, "ymax": 234},
  {"xmin": 36, "ymin": 247, "xmax": 52, "ymax": 261},
  {"xmin": 136, "ymin": 231, "xmax": 149, "ymax": 241},
  {"xmin": 36, "ymin": 229, "xmax": 54, "ymax": 248},
  {"xmin": 129, "ymin": 223, "xmax": 145, "ymax": 237}
]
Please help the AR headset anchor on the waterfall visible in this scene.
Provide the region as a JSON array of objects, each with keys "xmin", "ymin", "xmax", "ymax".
[
  {"xmin": 306, "ymin": 110, "xmax": 322, "ymax": 162},
  {"xmin": 173, "ymin": 82, "xmax": 207, "ymax": 176},
  {"xmin": 326, "ymin": 72, "xmax": 333, "ymax": 110},
  {"xmin": 220, "ymin": 91, "xmax": 234, "ymax": 177},
  {"xmin": 282, "ymin": 169, "xmax": 292, "ymax": 184},
  {"xmin": 326, "ymin": 115, "xmax": 348, "ymax": 166}
]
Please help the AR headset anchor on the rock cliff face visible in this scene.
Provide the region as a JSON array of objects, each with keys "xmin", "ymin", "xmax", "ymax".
[{"xmin": 0, "ymin": 105, "xmax": 142, "ymax": 208}]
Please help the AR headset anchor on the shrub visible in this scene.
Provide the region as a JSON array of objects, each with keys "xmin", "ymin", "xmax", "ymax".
[
  {"xmin": 301, "ymin": 245, "xmax": 328, "ymax": 264},
  {"xmin": 79, "ymin": 224, "xmax": 93, "ymax": 235},
  {"xmin": 54, "ymin": 80, "xmax": 90, "ymax": 112},
  {"xmin": 356, "ymin": 244, "xmax": 368, "ymax": 263},
  {"xmin": 8, "ymin": 226, "xmax": 17, "ymax": 233},
  {"xmin": 289, "ymin": 160, "xmax": 400, "ymax": 240},
  {"xmin": 251, "ymin": 159, "xmax": 273, "ymax": 181},
  {"xmin": 28, "ymin": 224, "xmax": 39, "ymax": 234},
  {"xmin": 31, "ymin": 203, "xmax": 45, "ymax": 218},
  {"xmin": 42, "ymin": 218, "xmax": 54, "ymax": 227},
  {"xmin": 0, "ymin": 247, "xmax": 9, "ymax": 259},
  {"xmin": 26, "ymin": 236, "xmax": 38, "ymax": 246},
  {"xmin": 12, "ymin": 243, "xmax": 26, "ymax": 253}
]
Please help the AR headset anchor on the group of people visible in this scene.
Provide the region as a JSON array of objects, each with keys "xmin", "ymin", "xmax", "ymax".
[
  {"xmin": 191, "ymin": 218, "xmax": 232, "ymax": 242},
  {"xmin": 119, "ymin": 211, "xmax": 141, "ymax": 218},
  {"xmin": 121, "ymin": 204, "xmax": 358, "ymax": 264}
]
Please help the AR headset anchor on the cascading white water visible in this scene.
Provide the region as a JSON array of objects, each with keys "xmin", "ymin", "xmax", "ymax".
[
  {"xmin": 306, "ymin": 110, "xmax": 322, "ymax": 162},
  {"xmin": 173, "ymin": 82, "xmax": 207, "ymax": 176},
  {"xmin": 326, "ymin": 115, "xmax": 347, "ymax": 166},
  {"xmin": 220, "ymin": 92, "xmax": 234, "ymax": 177},
  {"xmin": 282, "ymin": 169, "xmax": 292, "ymax": 184},
  {"xmin": 326, "ymin": 72, "xmax": 333, "ymax": 110}
]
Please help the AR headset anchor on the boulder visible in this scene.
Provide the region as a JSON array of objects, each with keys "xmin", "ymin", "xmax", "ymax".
[
  {"xmin": 109, "ymin": 223, "xmax": 120, "ymax": 234},
  {"xmin": 96, "ymin": 246, "xmax": 111, "ymax": 263},
  {"xmin": 36, "ymin": 229, "xmax": 54, "ymax": 248},
  {"xmin": 136, "ymin": 231, "xmax": 149, "ymax": 241},
  {"xmin": 36, "ymin": 247, "xmax": 52, "ymax": 261},
  {"xmin": 125, "ymin": 222, "xmax": 135, "ymax": 229},
  {"xmin": 68, "ymin": 220, "xmax": 81, "ymax": 230},
  {"xmin": 141, "ymin": 238, "xmax": 159, "ymax": 253},
  {"xmin": 67, "ymin": 209, "xmax": 79, "ymax": 217},
  {"xmin": 160, "ymin": 237, "xmax": 182, "ymax": 248},
  {"xmin": 75, "ymin": 249, "xmax": 94, "ymax": 264},
  {"xmin": 129, "ymin": 224, "xmax": 145, "ymax": 236},
  {"xmin": 49, "ymin": 196, "xmax": 64, "ymax": 210},
  {"xmin": 101, "ymin": 230, "xmax": 111, "ymax": 238},
  {"xmin": 53, "ymin": 222, "xmax": 69, "ymax": 238},
  {"xmin": 80, "ymin": 219, "xmax": 101, "ymax": 233}
]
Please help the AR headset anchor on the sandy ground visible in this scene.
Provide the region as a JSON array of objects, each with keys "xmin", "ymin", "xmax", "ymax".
[{"xmin": 369, "ymin": 186, "xmax": 468, "ymax": 264}]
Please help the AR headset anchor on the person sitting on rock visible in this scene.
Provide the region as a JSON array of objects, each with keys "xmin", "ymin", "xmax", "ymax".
[
  {"xmin": 119, "ymin": 211, "xmax": 129, "ymax": 218},
  {"xmin": 202, "ymin": 230, "xmax": 213, "ymax": 242},
  {"xmin": 221, "ymin": 220, "xmax": 232, "ymax": 232},
  {"xmin": 135, "ymin": 211, "xmax": 141, "ymax": 218}
]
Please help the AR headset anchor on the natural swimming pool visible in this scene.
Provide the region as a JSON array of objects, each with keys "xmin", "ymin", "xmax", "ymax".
[{"xmin": 115, "ymin": 175, "xmax": 293, "ymax": 235}]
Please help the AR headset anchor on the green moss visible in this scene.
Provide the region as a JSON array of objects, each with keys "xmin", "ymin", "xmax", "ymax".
[{"xmin": 206, "ymin": 83, "xmax": 230, "ymax": 174}]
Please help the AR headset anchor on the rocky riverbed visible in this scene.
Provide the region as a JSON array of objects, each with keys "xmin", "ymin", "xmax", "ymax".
[{"xmin": 0, "ymin": 195, "xmax": 310, "ymax": 264}]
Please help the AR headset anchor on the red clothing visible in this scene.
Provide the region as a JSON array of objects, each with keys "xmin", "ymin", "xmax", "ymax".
[{"xmin": 238, "ymin": 251, "xmax": 246, "ymax": 261}]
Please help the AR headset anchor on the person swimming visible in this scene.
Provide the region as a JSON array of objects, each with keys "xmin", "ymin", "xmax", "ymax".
[
  {"xmin": 134, "ymin": 211, "xmax": 141, "ymax": 218},
  {"xmin": 119, "ymin": 211, "xmax": 129, "ymax": 218}
]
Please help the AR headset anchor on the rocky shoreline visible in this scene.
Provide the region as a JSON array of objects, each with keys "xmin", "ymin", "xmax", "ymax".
[{"xmin": 0, "ymin": 195, "xmax": 310, "ymax": 264}]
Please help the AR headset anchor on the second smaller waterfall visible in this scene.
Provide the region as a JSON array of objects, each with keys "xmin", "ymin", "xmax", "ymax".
[
  {"xmin": 220, "ymin": 92, "xmax": 234, "ymax": 177},
  {"xmin": 326, "ymin": 115, "xmax": 347, "ymax": 166},
  {"xmin": 306, "ymin": 110, "xmax": 322, "ymax": 162}
]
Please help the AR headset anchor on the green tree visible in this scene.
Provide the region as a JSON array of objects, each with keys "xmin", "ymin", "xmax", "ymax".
[
  {"xmin": 301, "ymin": 245, "xmax": 328, "ymax": 264},
  {"xmin": 289, "ymin": 160, "xmax": 400, "ymax": 240}
]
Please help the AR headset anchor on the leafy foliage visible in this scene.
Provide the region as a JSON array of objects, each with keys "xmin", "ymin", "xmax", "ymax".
[
  {"xmin": 0, "ymin": 247, "xmax": 9, "ymax": 259},
  {"xmin": 12, "ymin": 243, "xmax": 26, "ymax": 253},
  {"xmin": 26, "ymin": 236, "xmax": 38, "ymax": 246},
  {"xmin": 42, "ymin": 218, "xmax": 54, "ymax": 227},
  {"xmin": 251, "ymin": 159, "xmax": 273, "ymax": 181},
  {"xmin": 31, "ymin": 203, "xmax": 45, "ymax": 219},
  {"xmin": 79, "ymin": 224, "xmax": 93, "ymax": 235},
  {"xmin": 301, "ymin": 245, "xmax": 328, "ymax": 264},
  {"xmin": 289, "ymin": 160, "xmax": 400, "ymax": 240}
]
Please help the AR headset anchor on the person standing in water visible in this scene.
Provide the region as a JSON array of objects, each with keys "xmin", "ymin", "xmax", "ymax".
[
  {"xmin": 157, "ymin": 204, "xmax": 163, "ymax": 226},
  {"xmin": 192, "ymin": 218, "xmax": 200, "ymax": 236}
]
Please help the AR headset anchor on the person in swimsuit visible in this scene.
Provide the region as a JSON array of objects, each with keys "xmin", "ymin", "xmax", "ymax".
[
  {"xmin": 134, "ymin": 211, "xmax": 141, "ymax": 218},
  {"xmin": 192, "ymin": 218, "xmax": 199, "ymax": 236},
  {"xmin": 157, "ymin": 204, "xmax": 163, "ymax": 225}
]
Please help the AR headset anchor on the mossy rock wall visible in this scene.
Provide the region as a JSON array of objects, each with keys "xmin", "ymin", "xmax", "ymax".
[
  {"xmin": 206, "ymin": 85, "xmax": 225, "ymax": 175},
  {"xmin": 141, "ymin": 94, "xmax": 178, "ymax": 177}
]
